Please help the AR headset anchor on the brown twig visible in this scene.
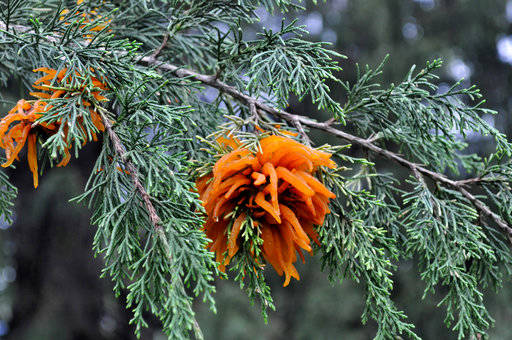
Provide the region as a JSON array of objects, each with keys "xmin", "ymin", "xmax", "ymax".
[
  {"xmin": 293, "ymin": 117, "xmax": 311, "ymax": 146},
  {"xmin": 97, "ymin": 109, "xmax": 204, "ymax": 340},
  {"xmin": 323, "ymin": 117, "xmax": 337, "ymax": 126},
  {"xmin": 151, "ymin": 33, "xmax": 169, "ymax": 59},
  {"xmin": 99, "ymin": 111, "xmax": 161, "ymax": 228}
]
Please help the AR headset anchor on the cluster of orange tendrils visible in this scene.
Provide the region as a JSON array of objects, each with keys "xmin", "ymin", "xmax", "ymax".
[
  {"xmin": 196, "ymin": 134, "xmax": 336, "ymax": 286},
  {"xmin": 60, "ymin": 0, "xmax": 112, "ymax": 41},
  {"xmin": 0, "ymin": 67, "xmax": 107, "ymax": 188}
]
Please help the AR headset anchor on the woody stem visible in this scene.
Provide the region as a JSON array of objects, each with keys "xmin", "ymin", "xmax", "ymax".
[{"xmin": 97, "ymin": 108, "xmax": 204, "ymax": 340}]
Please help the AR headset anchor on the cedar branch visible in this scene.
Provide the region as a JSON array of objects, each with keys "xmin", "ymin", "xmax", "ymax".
[
  {"xmin": 1, "ymin": 22, "xmax": 511, "ymax": 237},
  {"xmin": 97, "ymin": 109, "xmax": 204, "ymax": 340},
  {"xmin": 140, "ymin": 56, "xmax": 512, "ymax": 238},
  {"xmin": 0, "ymin": 22, "xmax": 206, "ymax": 338}
]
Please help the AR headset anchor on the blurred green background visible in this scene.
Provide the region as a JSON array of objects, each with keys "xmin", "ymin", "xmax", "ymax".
[{"xmin": 1, "ymin": 0, "xmax": 512, "ymax": 339}]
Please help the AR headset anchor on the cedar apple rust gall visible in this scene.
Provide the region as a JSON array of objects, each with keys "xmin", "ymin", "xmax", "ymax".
[
  {"xmin": 196, "ymin": 134, "xmax": 336, "ymax": 286},
  {"xmin": 0, "ymin": 68, "xmax": 108, "ymax": 188}
]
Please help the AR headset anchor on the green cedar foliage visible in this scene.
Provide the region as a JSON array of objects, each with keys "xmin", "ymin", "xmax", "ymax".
[{"xmin": 0, "ymin": 1, "xmax": 511, "ymax": 339}]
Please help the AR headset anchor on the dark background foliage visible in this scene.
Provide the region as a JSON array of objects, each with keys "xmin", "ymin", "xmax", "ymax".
[{"xmin": 1, "ymin": 0, "xmax": 512, "ymax": 339}]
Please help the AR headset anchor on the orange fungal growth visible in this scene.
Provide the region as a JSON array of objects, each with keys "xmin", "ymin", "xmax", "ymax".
[
  {"xmin": 0, "ymin": 67, "xmax": 109, "ymax": 188},
  {"xmin": 60, "ymin": 0, "xmax": 112, "ymax": 37},
  {"xmin": 60, "ymin": 0, "xmax": 112, "ymax": 41},
  {"xmin": 196, "ymin": 134, "xmax": 336, "ymax": 286},
  {"xmin": 31, "ymin": 67, "xmax": 107, "ymax": 140},
  {"xmin": 0, "ymin": 100, "xmax": 54, "ymax": 188}
]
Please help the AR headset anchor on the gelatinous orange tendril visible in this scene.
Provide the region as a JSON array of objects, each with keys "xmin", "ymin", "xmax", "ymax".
[{"xmin": 196, "ymin": 135, "xmax": 336, "ymax": 286}]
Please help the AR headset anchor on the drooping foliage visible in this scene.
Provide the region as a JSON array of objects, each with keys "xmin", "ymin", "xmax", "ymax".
[{"xmin": 1, "ymin": 1, "xmax": 512, "ymax": 339}]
